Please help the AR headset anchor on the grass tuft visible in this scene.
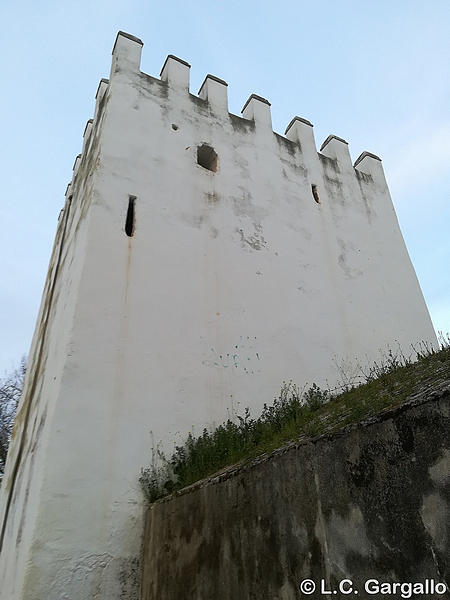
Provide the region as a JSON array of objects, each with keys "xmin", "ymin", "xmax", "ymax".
[{"xmin": 140, "ymin": 336, "xmax": 450, "ymax": 503}]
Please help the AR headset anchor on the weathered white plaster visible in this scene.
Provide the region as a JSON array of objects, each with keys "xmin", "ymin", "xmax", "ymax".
[
  {"xmin": 198, "ymin": 75, "xmax": 228, "ymax": 114},
  {"xmin": 0, "ymin": 30, "xmax": 437, "ymax": 599}
]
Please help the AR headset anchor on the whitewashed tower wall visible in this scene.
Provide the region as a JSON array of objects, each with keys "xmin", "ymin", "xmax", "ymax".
[{"xmin": 0, "ymin": 32, "xmax": 437, "ymax": 600}]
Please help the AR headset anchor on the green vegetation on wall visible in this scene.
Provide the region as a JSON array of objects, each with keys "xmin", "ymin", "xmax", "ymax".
[{"xmin": 140, "ymin": 339, "xmax": 450, "ymax": 503}]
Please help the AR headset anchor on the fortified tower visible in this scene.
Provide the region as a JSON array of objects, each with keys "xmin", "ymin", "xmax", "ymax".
[{"xmin": 0, "ymin": 32, "xmax": 437, "ymax": 599}]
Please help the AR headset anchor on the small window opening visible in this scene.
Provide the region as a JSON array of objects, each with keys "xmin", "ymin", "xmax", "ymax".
[
  {"xmin": 311, "ymin": 184, "xmax": 320, "ymax": 204},
  {"xmin": 197, "ymin": 144, "xmax": 218, "ymax": 172},
  {"xmin": 125, "ymin": 196, "xmax": 136, "ymax": 237}
]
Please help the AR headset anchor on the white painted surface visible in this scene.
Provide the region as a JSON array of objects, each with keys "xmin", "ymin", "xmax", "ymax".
[{"xmin": 0, "ymin": 31, "xmax": 437, "ymax": 599}]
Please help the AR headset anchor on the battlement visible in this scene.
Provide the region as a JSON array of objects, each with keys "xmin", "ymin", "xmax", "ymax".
[
  {"xmin": 0, "ymin": 30, "xmax": 437, "ymax": 600},
  {"xmin": 68, "ymin": 31, "xmax": 385, "ymax": 196},
  {"xmin": 58, "ymin": 33, "xmax": 435, "ymax": 455}
]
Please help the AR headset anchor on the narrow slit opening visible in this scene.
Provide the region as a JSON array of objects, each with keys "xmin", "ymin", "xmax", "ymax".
[
  {"xmin": 125, "ymin": 196, "xmax": 136, "ymax": 237},
  {"xmin": 311, "ymin": 184, "xmax": 320, "ymax": 204}
]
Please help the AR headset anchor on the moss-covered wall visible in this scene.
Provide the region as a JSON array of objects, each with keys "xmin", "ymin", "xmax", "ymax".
[{"xmin": 141, "ymin": 389, "xmax": 449, "ymax": 599}]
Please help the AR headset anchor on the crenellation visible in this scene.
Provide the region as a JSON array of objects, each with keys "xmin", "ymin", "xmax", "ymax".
[
  {"xmin": 110, "ymin": 30, "xmax": 143, "ymax": 78},
  {"xmin": 274, "ymin": 132, "xmax": 297, "ymax": 157},
  {"xmin": 83, "ymin": 118, "xmax": 93, "ymax": 137},
  {"xmin": 97, "ymin": 30, "xmax": 390, "ymax": 179},
  {"xmin": 318, "ymin": 153, "xmax": 339, "ymax": 172},
  {"xmin": 241, "ymin": 94, "xmax": 272, "ymax": 129},
  {"xmin": 198, "ymin": 74, "xmax": 228, "ymax": 114},
  {"xmin": 320, "ymin": 134, "xmax": 348, "ymax": 151},
  {"xmin": 285, "ymin": 116, "xmax": 313, "ymax": 133},
  {"xmin": 95, "ymin": 77, "xmax": 109, "ymax": 101},
  {"xmin": 94, "ymin": 78, "xmax": 109, "ymax": 124},
  {"xmin": 284, "ymin": 116, "xmax": 318, "ymax": 162},
  {"xmin": 160, "ymin": 54, "xmax": 191, "ymax": 91},
  {"xmin": 320, "ymin": 135, "xmax": 353, "ymax": 171},
  {"xmin": 354, "ymin": 150, "xmax": 382, "ymax": 169},
  {"xmin": 65, "ymin": 29, "xmax": 400, "ymax": 320},
  {"xmin": 82, "ymin": 119, "xmax": 93, "ymax": 153},
  {"xmin": 0, "ymin": 30, "xmax": 438, "ymax": 600},
  {"xmin": 137, "ymin": 71, "xmax": 169, "ymax": 100},
  {"xmin": 229, "ymin": 112, "xmax": 255, "ymax": 133},
  {"xmin": 68, "ymin": 84, "xmax": 102, "ymax": 210},
  {"xmin": 355, "ymin": 169, "xmax": 373, "ymax": 184},
  {"xmin": 188, "ymin": 92, "xmax": 209, "ymax": 115},
  {"xmin": 95, "ymin": 30, "xmax": 389, "ymax": 178},
  {"xmin": 112, "ymin": 30, "xmax": 143, "ymax": 53},
  {"xmin": 354, "ymin": 151, "xmax": 386, "ymax": 186},
  {"xmin": 72, "ymin": 154, "xmax": 81, "ymax": 177}
]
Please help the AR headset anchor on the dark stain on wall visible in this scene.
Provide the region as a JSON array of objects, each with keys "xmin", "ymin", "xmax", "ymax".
[
  {"xmin": 229, "ymin": 113, "xmax": 256, "ymax": 133},
  {"xmin": 274, "ymin": 133, "xmax": 298, "ymax": 157},
  {"xmin": 137, "ymin": 73, "xmax": 169, "ymax": 99}
]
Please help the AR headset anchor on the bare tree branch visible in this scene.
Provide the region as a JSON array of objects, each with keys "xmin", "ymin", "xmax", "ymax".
[{"xmin": 0, "ymin": 357, "xmax": 26, "ymax": 480}]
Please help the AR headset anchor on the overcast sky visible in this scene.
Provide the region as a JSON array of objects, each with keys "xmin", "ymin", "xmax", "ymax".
[{"xmin": 0, "ymin": 0, "xmax": 449, "ymax": 374}]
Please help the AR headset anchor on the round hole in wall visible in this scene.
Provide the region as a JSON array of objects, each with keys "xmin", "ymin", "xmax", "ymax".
[{"xmin": 171, "ymin": 124, "xmax": 179, "ymax": 131}]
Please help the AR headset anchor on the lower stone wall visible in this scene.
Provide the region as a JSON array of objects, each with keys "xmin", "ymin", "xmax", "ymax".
[{"xmin": 141, "ymin": 390, "xmax": 450, "ymax": 599}]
